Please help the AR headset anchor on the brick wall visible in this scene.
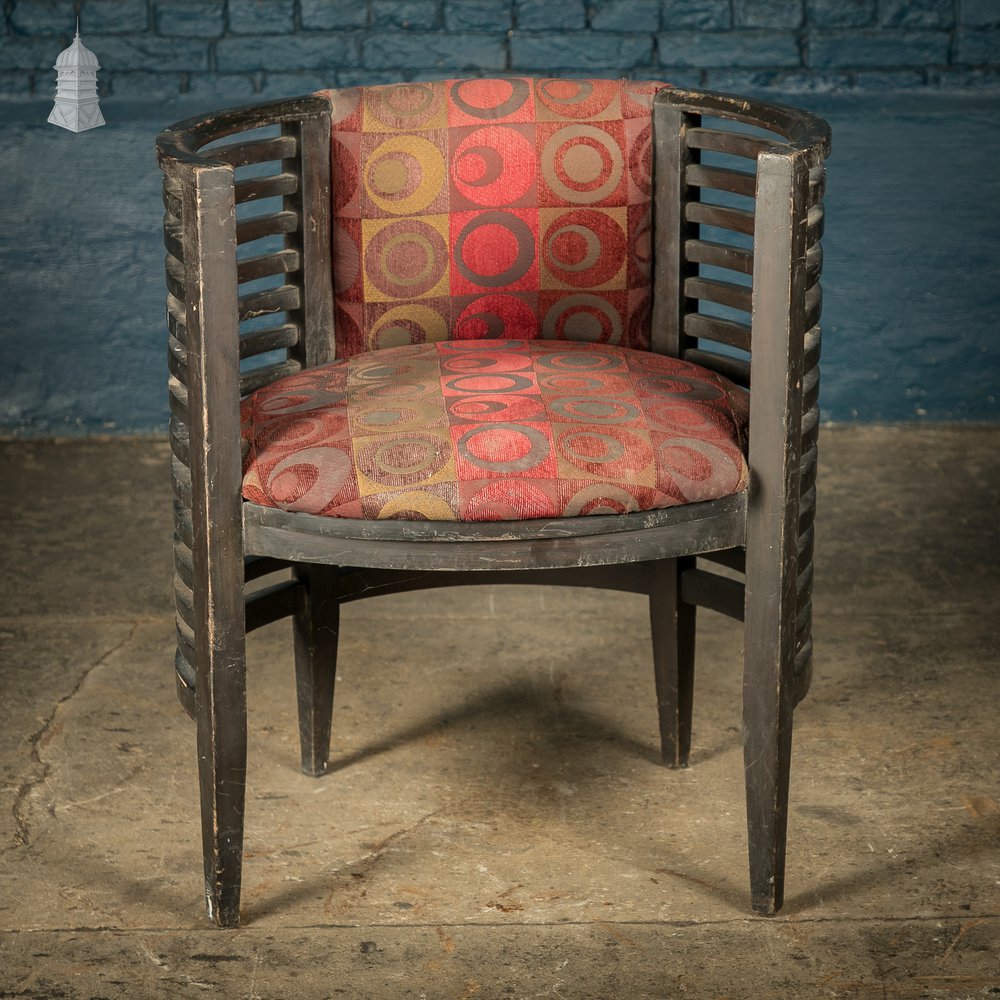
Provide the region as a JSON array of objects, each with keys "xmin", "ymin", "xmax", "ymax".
[{"xmin": 1, "ymin": 0, "xmax": 999, "ymax": 102}]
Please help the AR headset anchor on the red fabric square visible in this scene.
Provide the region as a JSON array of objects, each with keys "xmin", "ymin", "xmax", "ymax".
[
  {"xmin": 447, "ymin": 77, "xmax": 537, "ymax": 126},
  {"xmin": 536, "ymin": 120, "xmax": 628, "ymax": 208},
  {"xmin": 449, "ymin": 208, "xmax": 540, "ymax": 296}
]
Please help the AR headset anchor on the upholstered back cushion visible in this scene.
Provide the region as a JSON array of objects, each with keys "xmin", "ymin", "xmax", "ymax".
[{"xmin": 320, "ymin": 78, "xmax": 669, "ymax": 360}]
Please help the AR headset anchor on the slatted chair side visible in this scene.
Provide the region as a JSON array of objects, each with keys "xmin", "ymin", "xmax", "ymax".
[
  {"xmin": 156, "ymin": 96, "xmax": 334, "ymax": 713},
  {"xmin": 650, "ymin": 89, "xmax": 829, "ymax": 703}
]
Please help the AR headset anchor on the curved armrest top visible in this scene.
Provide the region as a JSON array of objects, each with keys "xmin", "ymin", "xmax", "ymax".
[
  {"xmin": 656, "ymin": 88, "xmax": 832, "ymax": 162},
  {"xmin": 155, "ymin": 93, "xmax": 331, "ymax": 173}
]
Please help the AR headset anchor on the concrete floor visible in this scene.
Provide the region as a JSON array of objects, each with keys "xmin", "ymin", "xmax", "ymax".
[{"xmin": 0, "ymin": 426, "xmax": 998, "ymax": 998}]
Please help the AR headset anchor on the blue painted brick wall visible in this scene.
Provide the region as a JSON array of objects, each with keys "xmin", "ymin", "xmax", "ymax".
[{"xmin": 1, "ymin": 0, "xmax": 999, "ymax": 100}]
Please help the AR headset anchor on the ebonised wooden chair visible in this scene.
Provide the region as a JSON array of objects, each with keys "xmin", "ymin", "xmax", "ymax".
[{"xmin": 156, "ymin": 79, "xmax": 830, "ymax": 928}]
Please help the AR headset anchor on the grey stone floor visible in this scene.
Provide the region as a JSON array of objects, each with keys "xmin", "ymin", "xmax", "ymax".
[{"xmin": 0, "ymin": 427, "xmax": 998, "ymax": 998}]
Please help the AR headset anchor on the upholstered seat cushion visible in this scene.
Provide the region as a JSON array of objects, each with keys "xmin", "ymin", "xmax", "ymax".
[{"xmin": 241, "ymin": 340, "xmax": 748, "ymax": 522}]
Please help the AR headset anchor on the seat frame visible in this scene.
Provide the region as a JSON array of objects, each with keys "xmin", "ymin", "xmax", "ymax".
[{"xmin": 156, "ymin": 85, "xmax": 830, "ymax": 928}]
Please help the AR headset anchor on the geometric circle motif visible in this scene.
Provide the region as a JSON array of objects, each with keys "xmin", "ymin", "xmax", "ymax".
[
  {"xmin": 454, "ymin": 293, "xmax": 539, "ymax": 340},
  {"xmin": 450, "ymin": 78, "xmax": 531, "ymax": 120},
  {"xmin": 242, "ymin": 338, "xmax": 750, "ymax": 522},
  {"xmin": 370, "ymin": 303, "xmax": 449, "ymax": 349},
  {"xmin": 636, "ymin": 374, "xmax": 726, "ymax": 402},
  {"xmin": 365, "ymin": 135, "xmax": 445, "ymax": 216},
  {"xmin": 658, "ymin": 437, "xmax": 744, "ymax": 502},
  {"xmin": 533, "ymin": 348, "xmax": 624, "ymax": 373},
  {"xmin": 628, "ymin": 122, "xmax": 653, "ymax": 196},
  {"xmin": 542, "ymin": 124, "xmax": 623, "ymax": 204},
  {"xmin": 555, "ymin": 426, "xmax": 652, "ymax": 476},
  {"xmin": 542, "ymin": 210, "xmax": 626, "ymax": 288},
  {"xmin": 535, "ymin": 78, "xmax": 616, "ymax": 119},
  {"xmin": 564, "ymin": 483, "xmax": 641, "ymax": 516},
  {"xmin": 457, "ymin": 422, "xmax": 551, "ymax": 474},
  {"xmin": 547, "ymin": 396, "xmax": 640, "ymax": 423},
  {"xmin": 444, "ymin": 372, "xmax": 535, "ymax": 394},
  {"xmin": 365, "ymin": 218, "xmax": 448, "ymax": 299},
  {"xmin": 354, "ymin": 431, "xmax": 450, "ymax": 487},
  {"xmin": 366, "ymin": 82, "xmax": 442, "ymax": 130},
  {"xmin": 454, "ymin": 211, "xmax": 536, "ymax": 289},
  {"xmin": 542, "ymin": 293, "xmax": 623, "ymax": 344},
  {"xmin": 452, "ymin": 126, "xmax": 534, "ymax": 207}
]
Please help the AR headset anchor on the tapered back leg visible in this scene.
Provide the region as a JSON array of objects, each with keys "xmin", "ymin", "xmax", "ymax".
[
  {"xmin": 649, "ymin": 557, "xmax": 697, "ymax": 768},
  {"xmin": 292, "ymin": 564, "xmax": 341, "ymax": 777}
]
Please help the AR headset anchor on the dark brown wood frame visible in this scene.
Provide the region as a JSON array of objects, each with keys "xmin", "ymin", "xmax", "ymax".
[{"xmin": 156, "ymin": 86, "xmax": 831, "ymax": 928}]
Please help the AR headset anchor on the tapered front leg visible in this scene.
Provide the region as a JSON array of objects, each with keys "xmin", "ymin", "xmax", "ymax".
[
  {"xmin": 649, "ymin": 557, "xmax": 697, "ymax": 768},
  {"xmin": 195, "ymin": 629, "xmax": 247, "ymax": 928},
  {"xmin": 293, "ymin": 565, "xmax": 341, "ymax": 777},
  {"xmin": 741, "ymin": 597, "xmax": 796, "ymax": 915}
]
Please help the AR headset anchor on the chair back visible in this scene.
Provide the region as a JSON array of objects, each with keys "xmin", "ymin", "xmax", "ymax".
[{"xmin": 321, "ymin": 78, "xmax": 669, "ymax": 358}]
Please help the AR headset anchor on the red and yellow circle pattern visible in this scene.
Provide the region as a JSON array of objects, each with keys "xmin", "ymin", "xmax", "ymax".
[
  {"xmin": 324, "ymin": 78, "xmax": 670, "ymax": 358},
  {"xmin": 241, "ymin": 340, "xmax": 748, "ymax": 522}
]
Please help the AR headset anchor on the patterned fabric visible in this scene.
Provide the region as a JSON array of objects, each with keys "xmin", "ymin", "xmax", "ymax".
[
  {"xmin": 241, "ymin": 340, "xmax": 749, "ymax": 522},
  {"xmin": 320, "ymin": 78, "xmax": 670, "ymax": 359}
]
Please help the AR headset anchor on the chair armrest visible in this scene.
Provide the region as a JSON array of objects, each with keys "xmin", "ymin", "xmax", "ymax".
[{"xmin": 158, "ymin": 96, "xmax": 334, "ymax": 625}]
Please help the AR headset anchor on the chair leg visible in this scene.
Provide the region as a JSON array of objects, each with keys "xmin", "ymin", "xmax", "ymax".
[
  {"xmin": 194, "ymin": 585, "xmax": 248, "ymax": 929},
  {"xmin": 293, "ymin": 565, "xmax": 341, "ymax": 777},
  {"xmin": 742, "ymin": 553, "xmax": 798, "ymax": 916},
  {"xmin": 649, "ymin": 557, "xmax": 697, "ymax": 768}
]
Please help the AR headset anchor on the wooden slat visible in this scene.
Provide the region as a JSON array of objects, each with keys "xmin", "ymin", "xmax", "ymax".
[
  {"xmin": 174, "ymin": 498, "xmax": 194, "ymax": 550},
  {"xmin": 209, "ymin": 134, "xmax": 297, "ymax": 168},
  {"xmin": 244, "ymin": 581, "xmax": 304, "ymax": 633},
  {"xmin": 684, "ymin": 276, "xmax": 752, "ymax": 314},
  {"xmin": 683, "ymin": 313, "xmax": 752, "ymax": 351},
  {"xmin": 165, "ymin": 254, "xmax": 186, "ymax": 301},
  {"xmin": 798, "ymin": 485, "xmax": 817, "ymax": 535},
  {"xmin": 168, "ymin": 333, "xmax": 188, "ymax": 385},
  {"xmin": 806, "ymin": 243, "xmax": 822, "ymax": 281},
  {"xmin": 686, "ymin": 201, "xmax": 755, "ymax": 236},
  {"xmin": 244, "ymin": 556, "xmax": 290, "ymax": 583},
  {"xmin": 169, "ymin": 413, "xmax": 190, "ymax": 467},
  {"xmin": 804, "ymin": 283, "xmax": 822, "ymax": 332},
  {"xmin": 163, "ymin": 221, "xmax": 185, "ymax": 263},
  {"xmin": 685, "ymin": 238, "xmax": 753, "ymax": 275},
  {"xmin": 239, "ymin": 323, "xmax": 299, "ymax": 359},
  {"xmin": 808, "ymin": 165, "xmax": 825, "ymax": 207},
  {"xmin": 686, "ymin": 163, "xmax": 756, "ymax": 199},
  {"xmin": 807, "ymin": 204, "xmax": 824, "ymax": 243},
  {"xmin": 175, "ymin": 538, "xmax": 194, "ymax": 591},
  {"xmin": 803, "ymin": 325, "xmax": 821, "ymax": 374},
  {"xmin": 171, "ymin": 453, "xmax": 193, "ymax": 509},
  {"xmin": 237, "ymin": 248, "xmax": 300, "ymax": 285},
  {"xmin": 680, "ymin": 567, "xmax": 745, "ymax": 620},
  {"xmin": 168, "ymin": 376, "xmax": 189, "ymax": 423},
  {"xmin": 235, "ymin": 171, "xmax": 298, "ymax": 204},
  {"xmin": 797, "ymin": 523, "xmax": 815, "ymax": 566},
  {"xmin": 175, "ymin": 618, "xmax": 196, "ymax": 677},
  {"xmin": 175, "ymin": 571, "xmax": 195, "ymax": 630},
  {"xmin": 291, "ymin": 113, "xmax": 337, "ymax": 367},
  {"xmin": 683, "ymin": 348, "xmax": 750, "ymax": 387},
  {"xmin": 238, "ymin": 283, "xmax": 300, "ymax": 322},
  {"xmin": 685, "ymin": 126, "xmax": 775, "ymax": 160},
  {"xmin": 239, "ymin": 358, "xmax": 303, "ymax": 395},
  {"xmin": 162, "ymin": 184, "xmax": 182, "ymax": 221},
  {"xmin": 236, "ymin": 210, "xmax": 298, "ymax": 245},
  {"xmin": 651, "ymin": 101, "xmax": 699, "ymax": 357},
  {"xmin": 166, "ymin": 291, "xmax": 187, "ymax": 336},
  {"xmin": 801, "ymin": 362, "xmax": 820, "ymax": 413},
  {"xmin": 701, "ymin": 547, "xmax": 746, "ymax": 573}
]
